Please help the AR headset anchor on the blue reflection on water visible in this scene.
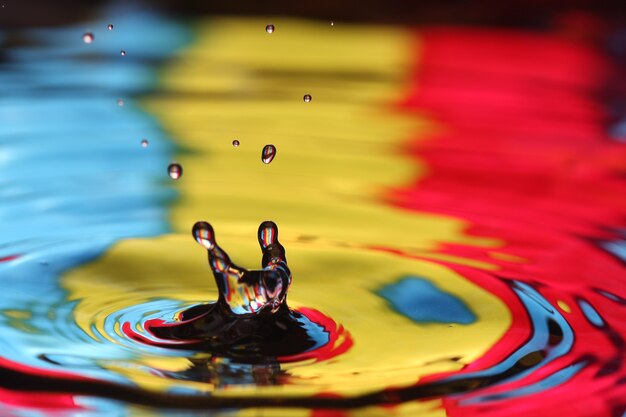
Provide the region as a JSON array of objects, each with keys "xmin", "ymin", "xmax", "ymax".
[
  {"xmin": 378, "ymin": 276, "xmax": 476, "ymax": 324},
  {"xmin": 0, "ymin": 4, "xmax": 191, "ymax": 387},
  {"xmin": 449, "ymin": 281, "xmax": 577, "ymax": 403}
]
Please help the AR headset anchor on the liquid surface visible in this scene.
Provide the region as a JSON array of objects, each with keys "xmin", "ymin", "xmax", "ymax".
[{"xmin": 0, "ymin": 5, "xmax": 624, "ymax": 417}]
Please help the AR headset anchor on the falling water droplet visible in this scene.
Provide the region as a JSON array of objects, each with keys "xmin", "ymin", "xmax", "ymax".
[
  {"xmin": 330, "ymin": 21, "xmax": 335, "ymax": 27},
  {"xmin": 266, "ymin": 24, "xmax": 275, "ymax": 34},
  {"xmin": 168, "ymin": 163, "xmax": 183, "ymax": 179},
  {"xmin": 141, "ymin": 139, "xmax": 149, "ymax": 148},
  {"xmin": 232, "ymin": 139, "xmax": 240, "ymax": 147},
  {"xmin": 262, "ymin": 145, "xmax": 276, "ymax": 164},
  {"xmin": 303, "ymin": 94, "xmax": 312, "ymax": 103},
  {"xmin": 192, "ymin": 221, "xmax": 215, "ymax": 250},
  {"xmin": 82, "ymin": 33, "xmax": 94, "ymax": 44},
  {"xmin": 117, "ymin": 99, "xmax": 124, "ymax": 107},
  {"xmin": 120, "ymin": 50, "xmax": 126, "ymax": 56},
  {"xmin": 107, "ymin": 24, "xmax": 113, "ymax": 30}
]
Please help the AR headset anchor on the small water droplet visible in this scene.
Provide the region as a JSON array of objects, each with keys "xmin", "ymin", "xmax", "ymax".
[
  {"xmin": 168, "ymin": 163, "xmax": 183, "ymax": 179},
  {"xmin": 266, "ymin": 24, "xmax": 275, "ymax": 34},
  {"xmin": 117, "ymin": 99, "xmax": 124, "ymax": 107},
  {"xmin": 141, "ymin": 139, "xmax": 149, "ymax": 148},
  {"xmin": 303, "ymin": 94, "xmax": 312, "ymax": 103},
  {"xmin": 192, "ymin": 221, "xmax": 215, "ymax": 250},
  {"xmin": 82, "ymin": 32, "xmax": 94, "ymax": 44},
  {"xmin": 107, "ymin": 24, "xmax": 113, "ymax": 30},
  {"xmin": 232, "ymin": 139, "xmax": 240, "ymax": 147},
  {"xmin": 262, "ymin": 145, "xmax": 276, "ymax": 164},
  {"xmin": 120, "ymin": 50, "xmax": 126, "ymax": 56},
  {"xmin": 330, "ymin": 21, "xmax": 335, "ymax": 27}
]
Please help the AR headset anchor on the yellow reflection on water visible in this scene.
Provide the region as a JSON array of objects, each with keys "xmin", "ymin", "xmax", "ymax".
[{"xmin": 64, "ymin": 17, "xmax": 511, "ymax": 412}]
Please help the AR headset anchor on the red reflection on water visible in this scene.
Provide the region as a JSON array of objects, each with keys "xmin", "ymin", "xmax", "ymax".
[
  {"xmin": 390, "ymin": 25, "xmax": 626, "ymax": 416},
  {"xmin": 0, "ymin": 255, "xmax": 20, "ymax": 263}
]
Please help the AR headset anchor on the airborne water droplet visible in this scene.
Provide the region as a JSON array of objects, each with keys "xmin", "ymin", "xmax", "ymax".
[
  {"xmin": 82, "ymin": 32, "xmax": 94, "ymax": 44},
  {"xmin": 262, "ymin": 145, "xmax": 276, "ymax": 164},
  {"xmin": 192, "ymin": 221, "xmax": 215, "ymax": 250},
  {"xmin": 168, "ymin": 163, "xmax": 183, "ymax": 179},
  {"xmin": 303, "ymin": 94, "xmax": 312, "ymax": 103},
  {"xmin": 232, "ymin": 139, "xmax": 240, "ymax": 147},
  {"xmin": 120, "ymin": 50, "xmax": 126, "ymax": 56},
  {"xmin": 141, "ymin": 139, "xmax": 149, "ymax": 148},
  {"xmin": 117, "ymin": 99, "xmax": 124, "ymax": 107},
  {"xmin": 266, "ymin": 24, "xmax": 275, "ymax": 34},
  {"xmin": 107, "ymin": 24, "xmax": 113, "ymax": 30},
  {"xmin": 330, "ymin": 21, "xmax": 335, "ymax": 27}
]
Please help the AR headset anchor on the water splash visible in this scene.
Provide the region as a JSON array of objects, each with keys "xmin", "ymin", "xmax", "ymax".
[
  {"xmin": 261, "ymin": 144, "xmax": 276, "ymax": 164},
  {"xmin": 2, "ymin": 11, "xmax": 626, "ymax": 417},
  {"xmin": 191, "ymin": 220, "xmax": 291, "ymax": 315},
  {"xmin": 139, "ymin": 221, "xmax": 345, "ymax": 361}
]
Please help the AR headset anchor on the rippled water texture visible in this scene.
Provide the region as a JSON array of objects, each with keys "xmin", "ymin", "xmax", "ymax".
[{"xmin": 0, "ymin": 5, "xmax": 626, "ymax": 417}]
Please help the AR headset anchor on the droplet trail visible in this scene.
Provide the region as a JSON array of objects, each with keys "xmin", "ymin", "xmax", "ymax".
[{"xmin": 262, "ymin": 145, "xmax": 276, "ymax": 164}]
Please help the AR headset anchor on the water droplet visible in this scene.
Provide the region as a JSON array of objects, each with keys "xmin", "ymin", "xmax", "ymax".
[
  {"xmin": 232, "ymin": 139, "xmax": 240, "ymax": 147},
  {"xmin": 117, "ymin": 99, "xmax": 124, "ymax": 107},
  {"xmin": 266, "ymin": 24, "xmax": 275, "ymax": 34},
  {"xmin": 141, "ymin": 139, "xmax": 149, "ymax": 148},
  {"xmin": 262, "ymin": 145, "xmax": 276, "ymax": 164},
  {"xmin": 168, "ymin": 163, "xmax": 183, "ymax": 179},
  {"xmin": 192, "ymin": 221, "xmax": 215, "ymax": 250},
  {"xmin": 120, "ymin": 50, "xmax": 126, "ymax": 56},
  {"xmin": 330, "ymin": 21, "xmax": 335, "ymax": 27},
  {"xmin": 82, "ymin": 33, "xmax": 94, "ymax": 44},
  {"xmin": 107, "ymin": 24, "xmax": 113, "ymax": 30},
  {"xmin": 303, "ymin": 94, "xmax": 312, "ymax": 103}
]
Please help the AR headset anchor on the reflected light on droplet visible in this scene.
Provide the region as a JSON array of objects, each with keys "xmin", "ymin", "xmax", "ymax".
[
  {"xmin": 261, "ymin": 145, "xmax": 276, "ymax": 164},
  {"xmin": 192, "ymin": 221, "xmax": 215, "ymax": 250},
  {"xmin": 168, "ymin": 163, "xmax": 183, "ymax": 179}
]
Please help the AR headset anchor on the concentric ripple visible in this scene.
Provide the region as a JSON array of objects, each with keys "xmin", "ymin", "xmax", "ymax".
[{"xmin": 0, "ymin": 5, "xmax": 625, "ymax": 417}]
